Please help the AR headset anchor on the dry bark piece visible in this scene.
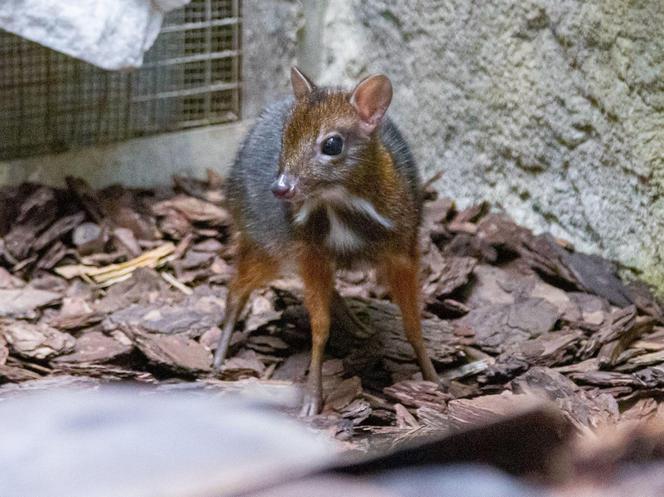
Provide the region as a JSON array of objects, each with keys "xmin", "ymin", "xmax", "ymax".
[
  {"xmin": 562, "ymin": 251, "xmax": 634, "ymax": 308},
  {"xmin": 103, "ymin": 294, "xmax": 224, "ymax": 337},
  {"xmin": 48, "ymin": 295, "xmax": 104, "ymax": 330},
  {"xmin": 271, "ymin": 351, "xmax": 310, "ymax": 382},
  {"xmin": 337, "ymin": 398, "xmax": 372, "ymax": 426},
  {"xmin": 414, "ymin": 406, "xmax": 448, "ymax": 429},
  {"xmin": 219, "ymin": 349, "xmax": 265, "ymax": 379},
  {"xmin": 72, "ymin": 222, "xmax": 108, "ymax": 255},
  {"xmin": 97, "ymin": 185, "xmax": 159, "ymax": 240},
  {"xmin": 423, "ymin": 197, "xmax": 455, "ymax": 226},
  {"xmin": 176, "ymin": 249, "xmax": 215, "ymax": 271},
  {"xmin": 0, "ymin": 267, "xmax": 25, "ymax": 289},
  {"xmin": 625, "ymin": 280, "xmax": 664, "ymax": 321},
  {"xmin": 324, "ymin": 376, "xmax": 363, "ymax": 412},
  {"xmin": 383, "ymin": 380, "xmax": 450, "ymax": 412},
  {"xmin": 475, "ymin": 213, "xmax": 529, "ymax": 255},
  {"xmin": 505, "ymin": 328, "xmax": 584, "ymax": 367},
  {"xmin": 554, "ymin": 358, "xmax": 600, "ymax": 375},
  {"xmin": 173, "ymin": 174, "xmax": 225, "ymax": 204},
  {"xmin": 452, "ymin": 201, "xmax": 489, "ymax": 224},
  {"xmin": 95, "ymin": 267, "xmax": 170, "ymax": 314},
  {"xmin": 579, "ymin": 306, "xmax": 637, "ymax": 360},
  {"xmin": 52, "ymin": 331, "xmax": 132, "ymax": 364},
  {"xmin": 620, "ymin": 398, "xmax": 659, "ymax": 422},
  {"xmin": 346, "ymin": 298, "xmax": 461, "ymax": 367},
  {"xmin": 423, "ymin": 252, "xmax": 477, "ymax": 302},
  {"xmin": 132, "ymin": 331, "xmax": 212, "ymax": 373},
  {"xmin": 51, "ymin": 363, "xmax": 156, "ymax": 382},
  {"xmin": 0, "ymin": 287, "xmax": 61, "ymax": 318},
  {"xmin": 4, "ymin": 186, "xmax": 58, "ymax": 260},
  {"xmin": 518, "ymin": 233, "xmax": 579, "ymax": 288},
  {"xmin": 246, "ymin": 335, "xmax": 291, "ymax": 355},
  {"xmin": 0, "ymin": 363, "xmax": 42, "ymax": 382},
  {"xmin": 1, "ymin": 320, "xmax": 75, "ymax": 359},
  {"xmin": 394, "ymin": 403, "xmax": 420, "ymax": 429},
  {"xmin": 632, "ymin": 327, "xmax": 664, "ymax": 352},
  {"xmin": 193, "ymin": 238, "xmax": 224, "ymax": 253},
  {"xmin": 152, "ymin": 194, "xmax": 230, "ymax": 226},
  {"xmin": 66, "ymin": 176, "xmax": 105, "ymax": 223},
  {"xmin": 456, "ymin": 298, "xmax": 560, "ymax": 353},
  {"xmin": 36, "ymin": 241, "xmax": 68, "ymax": 270},
  {"xmin": 567, "ymin": 292, "xmax": 609, "ymax": 326},
  {"xmin": 112, "ymin": 227, "xmax": 142, "ymax": 258},
  {"xmin": 466, "ymin": 264, "xmax": 580, "ymax": 322},
  {"xmin": 512, "ymin": 366, "xmax": 620, "ymax": 429},
  {"xmin": 0, "ymin": 335, "xmax": 8, "ymax": 365},
  {"xmin": 597, "ymin": 315, "xmax": 655, "ymax": 368},
  {"xmin": 567, "ymin": 370, "xmax": 639, "ymax": 387},
  {"xmin": 616, "ymin": 350, "xmax": 664, "ymax": 372},
  {"xmin": 448, "ymin": 392, "xmax": 536, "ymax": 429},
  {"xmin": 32, "ymin": 210, "xmax": 86, "ymax": 253},
  {"xmin": 245, "ymin": 293, "xmax": 282, "ymax": 333},
  {"xmin": 56, "ymin": 242, "xmax": 175, "ymax": 285},
  {"xmin": 464, "ymin": 265, "xmax": 516, "ymax": 307},
  {"xmin": 156, "ymin": 207, "xmax": 193, "ymax": 239}
]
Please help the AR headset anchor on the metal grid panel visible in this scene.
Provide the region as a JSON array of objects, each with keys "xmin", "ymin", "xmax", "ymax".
[{"xmin": 0, "ymin": 0, "xmax": 241, "ymax": 160}]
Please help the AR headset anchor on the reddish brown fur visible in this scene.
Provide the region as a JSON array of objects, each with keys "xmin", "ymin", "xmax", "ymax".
[{"xmin": 284, "ymin": 90, "xmax": 420, "ymax": 256}]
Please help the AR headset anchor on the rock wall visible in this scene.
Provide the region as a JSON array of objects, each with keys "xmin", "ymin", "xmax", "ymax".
[{"xmin": 244, "ymin": 1, "xmax": 664, "ymax": 292}]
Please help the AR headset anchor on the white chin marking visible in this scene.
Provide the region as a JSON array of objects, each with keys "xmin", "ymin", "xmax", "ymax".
[
  {"xmin": 346, "ymin": 196, "xmax": 394, "ymax": 229},
  {"xmin": 326, "ymin": 208, "xmax": 364, "ymax": 252},
  {"xmin": 293, "ymin": 203, "xmax": 311, "ymax": 225},
  {"xmin": 293, "ymin": 186, "xmax": 394, "ymax": 230}
]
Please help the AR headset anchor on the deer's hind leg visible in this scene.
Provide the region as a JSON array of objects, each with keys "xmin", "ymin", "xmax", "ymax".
[{"xmin": 379, "ymin": 250, "xmax": 438, "ymax": 383}]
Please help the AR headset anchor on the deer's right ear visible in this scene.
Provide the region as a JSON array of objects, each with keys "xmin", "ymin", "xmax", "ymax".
[{"xmin": 291, "ymin": 66, "xmax": 316, "ymax": 99}]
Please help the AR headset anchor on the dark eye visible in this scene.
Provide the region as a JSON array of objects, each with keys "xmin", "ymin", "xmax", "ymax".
[{"xmin": 321, "ymin": 135, "xmax": 343, "ymax": 156}]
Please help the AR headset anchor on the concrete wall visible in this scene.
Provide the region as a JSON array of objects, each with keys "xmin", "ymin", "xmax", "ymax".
[
  {"xmin": 0, "ymin": 122, "xmax": 248, "ymax": 189},
  {"xmin": 245, "ymin": 0, "xmax": 664, "ymax": 292}
]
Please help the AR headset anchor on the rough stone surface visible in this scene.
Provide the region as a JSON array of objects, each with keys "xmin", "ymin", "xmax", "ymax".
[
  {"xmin": 245, "ymin": 0, "xmax": 664, "ymax": 293},
  {"xmin": 243, "ymin": 0, "xmax": 301, "ymax": 118}
]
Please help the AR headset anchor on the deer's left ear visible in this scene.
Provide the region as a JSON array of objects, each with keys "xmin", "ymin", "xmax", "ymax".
[
  {"xmin": 291, "ymin": 66, "xmax": 316, "ymax": 99},
  {"xmin": 350, "ymin": 74, "xmax": 392, "ymax": 133}
]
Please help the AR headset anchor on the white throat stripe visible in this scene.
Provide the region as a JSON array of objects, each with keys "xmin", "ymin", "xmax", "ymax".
[{"xmin": 292, "ymin": 187, "xmax": 393, "ymax": 229}]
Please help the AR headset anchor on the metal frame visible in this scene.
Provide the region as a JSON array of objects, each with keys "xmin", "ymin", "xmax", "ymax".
[{"xmin": 0, "ymin": 0, "xmax": 242, "ymax": 160}]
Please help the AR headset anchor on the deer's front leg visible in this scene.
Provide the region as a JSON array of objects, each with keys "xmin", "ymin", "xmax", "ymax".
[{"xmin": 298, "ymin": 247, "xmax": 334, "ymax": 416}]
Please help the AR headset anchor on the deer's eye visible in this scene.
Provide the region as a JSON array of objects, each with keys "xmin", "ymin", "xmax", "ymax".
[{"xmin": 321, "ymin": 135, "xmax": 343, "ymax": 156}]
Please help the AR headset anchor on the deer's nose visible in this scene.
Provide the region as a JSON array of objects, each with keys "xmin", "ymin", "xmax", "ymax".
[{"xmin": 270, "ymin": 174, "xmax": 297, "ymax": 199}]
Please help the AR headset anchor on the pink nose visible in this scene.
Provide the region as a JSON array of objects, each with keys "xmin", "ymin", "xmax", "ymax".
[{"xmin": 270, "ymin": 174, "xmax": 296, "ymax": 199}]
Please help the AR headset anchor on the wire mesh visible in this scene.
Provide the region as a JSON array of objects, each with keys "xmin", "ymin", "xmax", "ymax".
[{"xmin": 0, "ymin": 0, "xmax": 241, "ymax": 160}]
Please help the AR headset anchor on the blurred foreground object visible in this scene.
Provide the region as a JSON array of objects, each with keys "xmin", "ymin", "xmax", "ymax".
[
  {"xmin": 0, "ymin": 384, "xmax": 334, "ymax": 497},
  {"xmin": 0, "ymin": 0, "xmax": 190, "ymax": 69},
  {"xmin": 5, "ymin": 385, "xmax": 664, "ymax": 497}
]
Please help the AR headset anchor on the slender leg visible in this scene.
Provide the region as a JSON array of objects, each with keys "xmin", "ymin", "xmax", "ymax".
[
  {"xmin": 381, "ymin": 251, "xmax": 439, "ymax": 383},
  {"xmin": 213, "ymin": 239, "xmax": 278, "ymax": 369},
  {"xmin": 298, "ymin": 246, "xmax": 335, "ymax": 416}
]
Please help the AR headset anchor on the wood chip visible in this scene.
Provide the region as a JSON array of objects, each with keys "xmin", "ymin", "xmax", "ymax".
[
  {"xmin": 0, "ymin": 287, "xmax": 61, "ymax": 318},
  {"xmin": 56, "ymin": 242, "xmax": 175, "ymax": 285},
  {"xmin": 448, "ymin": 392, "xmax": 536, "ymax": 429},
  {"xmin": 1, "ymin": 320, "xmax": 75, "ymax": 360},
  {"xmin": 152, "ymin": 194, "xmax": 230, "ymax": 226},
  {"xmin": 132, "ymin": 331, "xmax": 212, "ymax": 373},
  {"xmin": 456, "ymin": 298, "xmax": 560, "ymax": 353},
  {"xmin": 384, "ymin": 380, "xmax": 450, "ymax": 412},
  {"xmin": 51, "ymin": 331, "xmax": 132, "ymax": 364}
]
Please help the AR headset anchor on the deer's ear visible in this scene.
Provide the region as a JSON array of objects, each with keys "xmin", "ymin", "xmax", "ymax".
[
  {"xmin": 291, "ymin": 66, "xmax": 316, "ymax": 99},
  {"xmin": 350, "ymin": 74, "xmax": 392, "ymax": 133}
]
